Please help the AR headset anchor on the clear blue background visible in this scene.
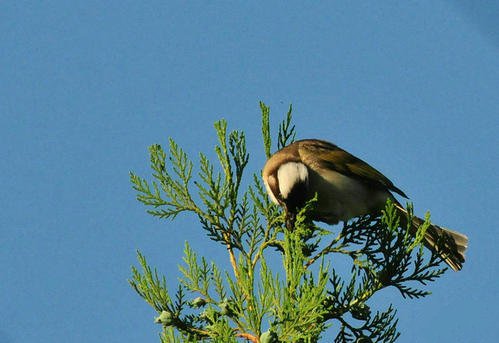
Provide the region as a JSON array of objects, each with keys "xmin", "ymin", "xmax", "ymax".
[{"xmin": 1, "ymin": 1, "xmax": 498, "ymax": 342}]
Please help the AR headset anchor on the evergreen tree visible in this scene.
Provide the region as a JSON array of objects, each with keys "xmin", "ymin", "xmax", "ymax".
[{"xmin": 129, "ymin": 103, "xmax": 450, "ymax": 342}]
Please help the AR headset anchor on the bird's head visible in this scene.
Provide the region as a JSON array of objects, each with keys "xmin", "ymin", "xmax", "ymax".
[
  {"xmin": 262, "ymin": 142, "xmax": 312, "ymax": 226},
  {"xmin": 264, "ymin": 160, "xmax": 309, "ymax": 211}
]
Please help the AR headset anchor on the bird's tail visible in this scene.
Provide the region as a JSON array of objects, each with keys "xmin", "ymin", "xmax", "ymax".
[{"xmin": 394, "ymin": 203, "xmax": 468, "ymax": 272}]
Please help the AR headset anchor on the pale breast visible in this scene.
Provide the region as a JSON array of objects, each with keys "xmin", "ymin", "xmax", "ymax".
[{"xmin": 307, "ymin": 167, "xmax": 390, "ymax": 223}]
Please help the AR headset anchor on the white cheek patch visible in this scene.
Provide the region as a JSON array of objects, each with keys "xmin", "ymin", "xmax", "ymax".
[
  {"xmin": 263, "ymin": 175, "xmax": 280, "ymax": 205},
  {"xmin": 277, "ymin": 162, "xmax": 309, "ymax": 200}
]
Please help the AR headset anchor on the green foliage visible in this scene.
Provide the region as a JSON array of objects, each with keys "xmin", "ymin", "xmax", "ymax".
[{"xmin": 129, "ymin": 103, "xmax": 449, "ymax": 342}]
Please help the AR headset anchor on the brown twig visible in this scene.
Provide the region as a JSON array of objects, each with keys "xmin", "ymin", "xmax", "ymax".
[{"xmin": 236, "ymin": 332, "xmax": 259, "ymax": 342}]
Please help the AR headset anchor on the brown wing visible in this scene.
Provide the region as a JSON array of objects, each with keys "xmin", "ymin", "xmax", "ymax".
[{"xmin": 297, "ymin": 139, "xmax": 408, "ymax": 198}]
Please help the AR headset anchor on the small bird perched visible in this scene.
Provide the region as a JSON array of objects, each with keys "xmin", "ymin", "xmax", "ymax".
[{"xmin": 262, "ymin": 139, "xmax": 468, "ymax": 271}]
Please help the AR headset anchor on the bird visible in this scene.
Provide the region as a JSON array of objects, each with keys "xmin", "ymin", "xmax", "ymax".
[{"xmin": 262, "ymin": 139, "xmax": 468, "ymax": 271}]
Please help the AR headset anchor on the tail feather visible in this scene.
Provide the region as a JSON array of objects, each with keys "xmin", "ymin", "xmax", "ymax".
[
  {"xmin": 421, "ymin": 222, "xmax": 468, "ymax": 271},
  {"xmin": 394, "ymin": 203, "xmax": 468, "ymax": 272}
]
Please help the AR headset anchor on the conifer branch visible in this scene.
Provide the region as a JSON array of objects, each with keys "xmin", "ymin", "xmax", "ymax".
[{"xmin": 129, "ymin": 102, "xmax": 452, "ymax": 342}]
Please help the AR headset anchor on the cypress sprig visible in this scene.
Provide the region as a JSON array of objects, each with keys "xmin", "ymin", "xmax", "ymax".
[{"xmin": 130, "ymin": 103, "xmax": 451, "ymax": 342}]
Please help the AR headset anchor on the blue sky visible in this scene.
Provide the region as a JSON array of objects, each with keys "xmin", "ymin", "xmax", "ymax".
[{"xmin": 1, "ymin": 1, "xmax": 498, "ymax": 342}]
